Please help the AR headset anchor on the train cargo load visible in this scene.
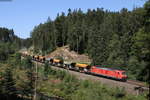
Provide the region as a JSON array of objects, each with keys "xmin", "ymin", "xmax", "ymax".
[
  {"xmin": 50, "ymin": 58, "xmax": 63, "ymax": 66},
  {"xmin": 39, "ymin": 56, "xmax": 45, "ymax": 63},
  {"xmin": 33, "ymin": 55, "xmax": 39, "ymax": 61},
  {"xmin": 75, "ymin": 63, "xmax": 88, "ymax": 68},
  {"xmin": 70, "ymin": 63, "xmax": 91, "ymax": 72},
  {"xmin": 53, "ymin": 59, "xmax": 61, "ymax": 63}
]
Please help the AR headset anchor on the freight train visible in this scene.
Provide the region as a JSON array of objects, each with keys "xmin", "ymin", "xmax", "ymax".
[{"xmin": 21, "ymin": 52, "xmax": 127, "ymax": 81}]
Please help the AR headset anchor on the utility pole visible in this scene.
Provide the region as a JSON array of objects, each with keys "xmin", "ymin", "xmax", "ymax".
[
  {"xmin": 33, "ymin": 61, "xmax": 37, "ymax": 100},
  {"xmin": 77, "ymin": 37, "xmax": 79, "ymax": 54}
]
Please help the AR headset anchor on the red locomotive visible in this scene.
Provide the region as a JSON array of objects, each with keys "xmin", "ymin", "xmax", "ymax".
[{"xmin": 90, "ymin": 66, "xmax": 127, "ymax": 81}]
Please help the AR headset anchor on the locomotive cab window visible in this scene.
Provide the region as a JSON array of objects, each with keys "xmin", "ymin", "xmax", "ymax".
[{"xmin": 122, "ymin": 72, "xmax": 126, "ymax": 75}]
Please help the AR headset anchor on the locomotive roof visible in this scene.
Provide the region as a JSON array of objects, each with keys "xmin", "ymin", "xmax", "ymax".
[{"xmin": 94, "ymin": 65, "xmax": 125, "ymax": 72}]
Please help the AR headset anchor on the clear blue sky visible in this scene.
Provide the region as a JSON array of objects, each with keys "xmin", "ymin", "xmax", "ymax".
[{"xmin": 0, "ymin": 0, "xmax": 147, "ymax": 39}]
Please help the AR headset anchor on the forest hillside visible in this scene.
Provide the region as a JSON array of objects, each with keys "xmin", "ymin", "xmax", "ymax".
[{"xmin": 30, "ymin": 1, "xmax": 150, "ymax": 82}]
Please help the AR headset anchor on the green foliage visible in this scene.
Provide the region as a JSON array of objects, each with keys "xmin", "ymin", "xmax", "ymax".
[
  {"xmin": 44, "ymin": 61, "xmax": 50, "ymax": 77},
  {"xmin": 0, "ymin": 43, "xmax": 15, "ymax": 61},
  {"xmin": 21, "ymin": 56, "xmax": 33, "ymax": 69},
  {"xmin": 128, "ymin": 0, "xmax": 150, "ymax": 82},
  {"xmin": 0, "ymin": 67, "xmax": 16, "ymax": 95},
  {"xmin": 131, "ymin": 27, "xmax": 150, "ymax": 82},
  {"xmin": 0, "ymin": 27, "xmax": 22, "ymax": 62},
  {"xmin": 13, "ymin": 53, "xmax": 22, "ymax": 66},
  {"xmin": 31, "ymin": 21, "xmax": 56, "ymax": 53},
  {"xmin": 21, "ymin": 38, "xmax": 32, "ymax": 49}
]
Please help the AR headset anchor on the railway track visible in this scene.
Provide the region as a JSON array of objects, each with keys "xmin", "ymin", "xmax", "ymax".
[
  {"xmin": 127, "ymin": 80, "xmax": 149, "ymax": 95},
  {"xmin": 127, "ymin": 80, "xmax": 147, "ymax": 87},
  {"xmin": 30, "ymin": 60, "xmax": 149, "ymax": 95}
]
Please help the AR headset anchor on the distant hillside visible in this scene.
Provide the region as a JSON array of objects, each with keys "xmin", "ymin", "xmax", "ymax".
[
  {"xmin": 0, "ymin": 27, "xmax": 22, "ymax": 60},
  {"xmin": 0, "ymin": 27, "xmax": 32, "ymax": 49},
  {"xmin": 0, "ymin": 27, "xmax": 17, "ymax": 42}
]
